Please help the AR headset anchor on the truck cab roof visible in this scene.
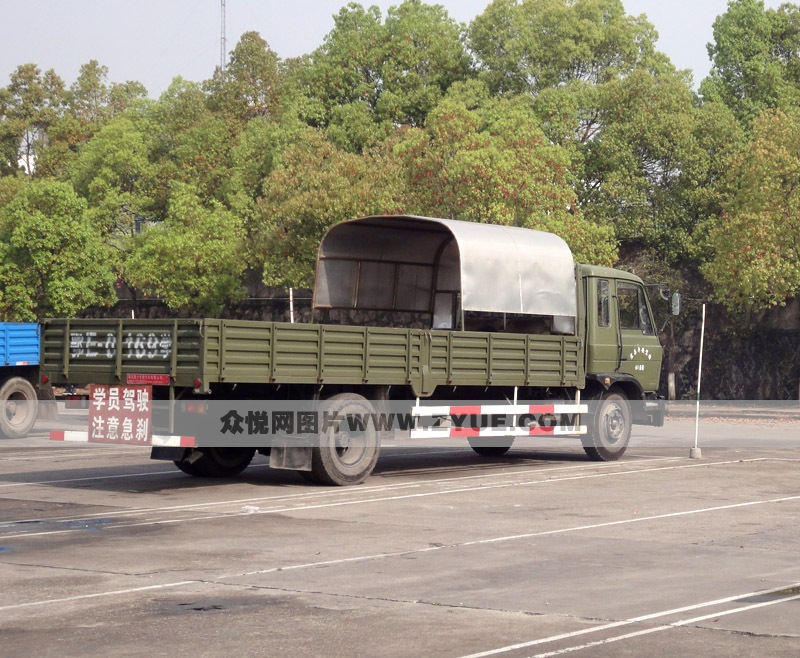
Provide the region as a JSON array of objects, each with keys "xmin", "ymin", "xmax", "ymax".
[{"xmin": 578, "ymin": 263, "xmax": 645, "ymax": 284}]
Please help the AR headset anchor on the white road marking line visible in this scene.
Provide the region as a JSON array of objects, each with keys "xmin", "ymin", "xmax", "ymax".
[
  {"xmin": 0, "ymin": 457, "xmax": 757, "ymax": 538},
  {"xmin": 457, "ymin": 494, "xmax": 800, "ymax": 546},
  {"xmin": 220, "ymin": 494, "xmax": 800, "ymax": 580},
  {"xmin": 0, "ymin": 469, "xmax": 181, "ymax": 488},
  {"xmin": 0, "ymin": 581, "xmax": 198, "ymax": 613},
  {"xmin": 532, "ymin": 593, "xmax": 800, "ymax": 657},
  {"xmin": 0, "ymin": 460, "xmax": 800, "ymax": 543},
  {"xmin": 458, "ymin": 583, "xmax": 800, "ymax": 658},
  {"xmin": 0, "ymin": 465, "xmax": 798, "ymax": 614},
  {"xmin": 0, "ymin": 449, "xmax": 145, "ymax": 462},
  {"xmin": 0, "ymin": 453, "xmax": 676, "ymax": 490},
  {"xmin": 0, "ymin": 456, "xmax": 686, "ymax": 527}
]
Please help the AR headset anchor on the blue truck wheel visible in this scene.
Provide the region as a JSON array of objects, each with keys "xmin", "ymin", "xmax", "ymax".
[{"xmin": 0, "ymin": 377, "xmax": 38, "ymax": 439}]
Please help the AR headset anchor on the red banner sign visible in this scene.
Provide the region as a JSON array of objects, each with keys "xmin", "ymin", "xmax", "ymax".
[{"xmin": 88, "ymin": 385, "xmax": 153, "ymax": 444}]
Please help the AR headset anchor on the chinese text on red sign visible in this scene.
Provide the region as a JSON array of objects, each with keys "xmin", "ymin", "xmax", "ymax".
[{"xmin": 88, "ymin": 385, "xmax": 153, "ymax": 444}]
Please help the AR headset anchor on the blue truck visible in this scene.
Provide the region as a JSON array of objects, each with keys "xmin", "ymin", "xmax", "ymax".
[{"xmin": 0, "ymin": 322, "xmax": 40, "ymax": 438}]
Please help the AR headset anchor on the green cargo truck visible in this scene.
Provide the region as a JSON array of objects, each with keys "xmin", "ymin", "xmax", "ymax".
[{"xmin": 42, "ymin": 215, "xmax": 667, "ymax": 485}]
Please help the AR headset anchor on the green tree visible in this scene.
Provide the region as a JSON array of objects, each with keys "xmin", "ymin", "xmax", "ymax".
[
  {"xmin": 35, "ymin": 61, "xmax": 148, "ymax": 178},
  {"xmin": 0, "ymin": 174, "xmax": 23, "ymax": 209},
  {"xmin": 150, "ymin": 78, "xmax": 210, "ymax": 150},
  {"xmin": 1, "ymin": 63, "xmax": 65, "ymax": 175},
  {"xmin": 468, "ymin": 0, "xmax": 663, "ymax": 95},
  {"xmin": 0, "ymin": 180, "xmax": 117, "ymax": 320},
  {"xmin": 124, "ymin": 183, "xmax": 246, "ymax": 314},
  {"xmin": 169, "ymin": 112, "xmax": 233, "ymax": 203},
  {"xmin": 579, "ymin": 69, "xmax": 742, "ymax": 261},
  {"xmin": 467, "ymin": 0, "xmax": 710, "ymax": 263},
  {"xmin": 225, "ymin": 116, "xmax": 301, "ymax": 219},
  {"xmin": 399, "ymin": 87, "xmax": 617, "ymax": 265},
  {"xmin": 68, "ymin": 112, "xmax": 158, "ymax": 239},
  {"xmin": 298, "ymin": 1, "xmax": 470, "ymax": 150},
  {"xmin": 0, "ymin": 88, "xmax": 21, "ymax": 176},
  {"xmin": 701, "ymin": 0, "xmax": 800, "ymax": 124},
  {"xmin": 69, "ymin": 60, "xmax": 113, "ymax": 127},
  {"xmin": 703, "ymin": 108, "xmax": 800, "ymax": 309},
  {"xmin": 206, "ymin": 31, "xmax": 283, "ymax": 123},
  {"xmin": 299, "ymin": 4, "xmax": 384, "ymax": 125},
  {"xmin": 377, "ymin": 0, "xmax": 472, "ymax": 125},
  {"xmin": 254, "ymin": 127, "xmax": 405, "ymax": 287}
]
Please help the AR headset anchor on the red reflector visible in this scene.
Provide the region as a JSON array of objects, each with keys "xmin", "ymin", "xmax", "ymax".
[
  {"xmin": 41, "ymin": 374, "xmax": 49, "ymax": 384},
  {"xmin": 193, "ymin": 378, "xmax": 202, "ymax": 389}
]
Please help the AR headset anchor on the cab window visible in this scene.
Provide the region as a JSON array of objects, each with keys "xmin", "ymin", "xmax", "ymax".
[
  {"xmin": 617, "ymin": 283, "xmax": 654, "ymax": 335},
  {"xmin": 597, "ymin": 280, "xmax": 610, "ymax": 327}
]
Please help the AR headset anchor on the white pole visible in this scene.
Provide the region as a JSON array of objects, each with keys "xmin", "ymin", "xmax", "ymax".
[
  {"xmin": 691, "ymin": 303, "xmax": 706, "ymax": 459},
  {"xmin": 289, "ymin": 287, "xmax": 295, "ymax": 324}
]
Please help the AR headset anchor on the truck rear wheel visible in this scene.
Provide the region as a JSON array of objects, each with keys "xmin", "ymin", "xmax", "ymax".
[
  {"xmin": 0, "ymin": 377, "xmax": 38, "ymax": 439},
  {"xmin": 468, "ymin": 436, "xmax": 514, "ymax": 457},
  {"xmin": 309, "ymin": 393, "xmax": 380, "ymax": 486},
  {"xmin": 583, "ymin": 392, "xmax": 630, "ymax": 461},
  {"xmin": 174, "ymin": 448, "xmax": 255, "ymax": 478}
]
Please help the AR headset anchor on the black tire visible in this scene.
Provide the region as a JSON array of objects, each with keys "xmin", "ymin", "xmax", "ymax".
[
  {"xmin": 174, "ymin": 448, "xmax": 255, "ymax": 478},
  {"xmin": 297, "ymin": 469, "xmax": 324, "ymax": 484},
  {"xmin": 583, "ymin": 391, "xmax": 631, "ymax": 461},
  {"xmin": 468, "ymin": 436, "xmax": 514, "ymax": 457},
  {"xmin": 0, "ymin": 377, "xmax": 38, "ymax": 439},
  {"xmin": 310, "ymin": 393, "xmax": 380, "ymax": 486}
]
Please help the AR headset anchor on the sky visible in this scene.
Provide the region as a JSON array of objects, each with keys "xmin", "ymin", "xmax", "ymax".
[{"xmin": 0, "ymin": 1, "xmax": 787, "ymax": 97}]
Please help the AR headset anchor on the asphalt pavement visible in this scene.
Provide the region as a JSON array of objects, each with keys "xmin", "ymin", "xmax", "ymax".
[{"xmin": 0, "ymin": 408, "xmax": 798, "ymax": 657}]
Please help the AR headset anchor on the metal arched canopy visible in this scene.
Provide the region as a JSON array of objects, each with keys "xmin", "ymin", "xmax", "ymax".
[{"xmin": 314, "ymin": 215, "xmax": 577, "ymax": 319}]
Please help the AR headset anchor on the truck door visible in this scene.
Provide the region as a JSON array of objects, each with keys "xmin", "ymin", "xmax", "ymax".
[
  {"xmin": 585, "ymin": 278, "xmax": 619, "ymax": 375},
  {"xmin": 615, "ymin": 281, "xmax": 663, "ymax": 393}
]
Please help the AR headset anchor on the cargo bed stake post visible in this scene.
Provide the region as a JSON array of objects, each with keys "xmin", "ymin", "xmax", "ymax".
[
  {"xmin": 512, "ymin": 386, "xmax": 518, "ymax": 435},
  {"xmin": 62, "ymin": 318, "xmax": 70, "ymax": 379},
  {"xmin": 169, "ymin": 384, "xmax": 175, "ymax": 434}
]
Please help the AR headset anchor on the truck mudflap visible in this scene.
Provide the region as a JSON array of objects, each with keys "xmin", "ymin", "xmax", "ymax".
[
  {"xmin": 50, "ymin": 430, "xmax": 196, "ymax": 448},
  {"xmin": 409, "ymin": 403, "xmax": 588, "ymax": 440}
]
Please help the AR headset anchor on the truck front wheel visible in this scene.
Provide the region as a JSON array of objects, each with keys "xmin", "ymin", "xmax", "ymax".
[
  {"xmin": 583, "ymin": 392, "xmax": 631, "ymax": 461},
  {"xmin": 309, "ymin": 393, "xmax": 380, "ymax": 486},
  {"xmin": 174, "ymin": 448, "xmax": 255, "ymax": 478},
  {"xmin": 0, "ymin": 377, "xmax": 38, "ymax": 439}
]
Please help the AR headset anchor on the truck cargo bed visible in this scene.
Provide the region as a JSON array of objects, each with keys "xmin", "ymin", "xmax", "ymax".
[
  {"xmin": 41, "ymin": 319, "xmax": 583, "ymax": 396},
  {"xmin": 0, "ymin": 322, "xmax": 40, "ymax": 367}
]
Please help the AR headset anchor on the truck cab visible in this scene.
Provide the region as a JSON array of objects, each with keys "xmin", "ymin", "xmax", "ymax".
[{"xmin": 580, "ymin": 265, "xmax": 664, "ymax": 430}]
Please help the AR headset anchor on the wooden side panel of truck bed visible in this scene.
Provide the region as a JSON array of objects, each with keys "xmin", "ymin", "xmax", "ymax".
[{"xmin": 41, "ymin": 319, "xmax": 583, "ymax": 395}]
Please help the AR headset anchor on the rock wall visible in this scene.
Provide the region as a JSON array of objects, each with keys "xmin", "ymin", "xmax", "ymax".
[{"xmin": 662, "ymin": 303, "xmax": 800, "ymax": 400}]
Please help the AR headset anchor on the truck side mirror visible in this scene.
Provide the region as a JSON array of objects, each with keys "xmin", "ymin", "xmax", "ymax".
[{"xmin": 671, "ymin": 292, "xmax": 681, "ymax": 316}]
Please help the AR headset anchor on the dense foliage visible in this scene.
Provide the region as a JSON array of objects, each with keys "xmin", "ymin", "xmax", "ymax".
[{"xmin": 1, "ymin": 0, "xmax": 799, "ymax": 318}]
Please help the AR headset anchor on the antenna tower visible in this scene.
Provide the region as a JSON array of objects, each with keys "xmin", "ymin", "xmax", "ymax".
[{"xmin": 220, "ymin": 0, "xmax": 227, "ymax": 70}]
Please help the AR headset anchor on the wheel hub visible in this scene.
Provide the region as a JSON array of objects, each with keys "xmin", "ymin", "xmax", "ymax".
[
  {"xmin": 605, "ymin": 407, "xmax": 625, "ymax": 442},
  {"xmin": 335, "ymin": 431, "xmax": 351, "ymax": 451},
  {"xmin": 5, "ymin": 400, "xmax": 18, "ymax": 417}
]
